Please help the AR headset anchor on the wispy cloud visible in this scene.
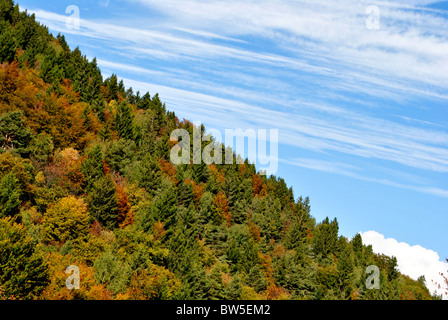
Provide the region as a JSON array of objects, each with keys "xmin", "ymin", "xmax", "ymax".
[{"xmin": 25, "ymin": 1, "xmax": 448, "ymax": 198}]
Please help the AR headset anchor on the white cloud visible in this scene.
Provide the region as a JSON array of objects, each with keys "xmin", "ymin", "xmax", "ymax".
[
  {"xmin": 361, "ymin": 230, "xmax": 448, "ymax": 299},
  {"xmin": 24, "ymin": 3, "xmax": 448, "ymax": 197}
]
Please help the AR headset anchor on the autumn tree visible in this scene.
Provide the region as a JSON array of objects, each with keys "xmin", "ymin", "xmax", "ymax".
[
  {"xmin": 213, "ymin": 191, "xmax": 231, "ymax": 226},
  {"xmin": 41, "ymin": 196, "xmax": 90, "ymax": 243},
  {"xmin": 124, "ymin": 264, "xmax": 181, "ymax": 300},
  {"xmin": 116, "ymin": 183, "xmax": 134, "ymax": 228}
]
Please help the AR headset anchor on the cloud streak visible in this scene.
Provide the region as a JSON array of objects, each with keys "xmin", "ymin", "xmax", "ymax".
[{"xmin": 25, "ymin": 2, "xmax": 448, "ymax": 198}]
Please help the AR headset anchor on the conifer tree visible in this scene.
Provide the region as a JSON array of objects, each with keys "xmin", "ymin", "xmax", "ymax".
[
  {"xmin": 0, "ymin": 217, "xmax": 49, "ymax": 299},
  {"xmin": 114, "ymin": 102, "xmax": 137, "ymax": 141},
  {"xmin": 81, "ymin": 144, "xmax": 103, "ymax": 189},
  {"xmin": 0, "ymin": 172, "xmax": 20, "ymax": 217},
  {"xmin": 0, "ymin": 110, "xmax": 33, "ymax": 156},
  {"xmin": 88, "ymin": 174, "xmax": 118, "ymax": 230}
]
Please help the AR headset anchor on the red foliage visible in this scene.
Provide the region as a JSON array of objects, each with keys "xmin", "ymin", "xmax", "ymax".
[{"xmin": 89, "ymin": 220, "xmax": 103, "ymax": 237}]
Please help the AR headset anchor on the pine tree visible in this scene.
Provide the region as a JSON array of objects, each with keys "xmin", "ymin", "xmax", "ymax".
[
  {"xmin": 0, "ymin": 172, "xmax": 21, "ymax": 217},
  {"xmin": 81, "ymin": 144, "xmax": 103, "ymax": 189},
  {"xmin": 88, "ymin": 174, "xmax": 118, "ymax": 230},
  {"xmin": 177, "ymin": 180, "xmax": 193, "ymax": 208},
  {"xmin": 207, "ymin": 265, "xmax": 228, "ymax": 300},
  {"xmin": 131, "ymin": 154, "xmax": 161, "ymax": 197},
  {"xmin": 0, "ymin": 27, "xmax": 17, "ymax": 63},
  {"xmin": 247, "ymin": 265, "xmax": 268, "ymax": 293},
  {"xmin": 114, "ymin": 102, "xmax": 137, "ymax": 141},
  {"xmin": 313, "ymin": 217, "xmax": 339, "ymax": 261},
  {"xmin": 0, "ymin": 217, "xmax": 49, "ymax": 299},
  {"xmin": 226, "ymin": 274, "xmax": 243, "ymax": 300},
  {"xmin": 0, "ymin": 110, "xmax": 33, "ymax": 156}
]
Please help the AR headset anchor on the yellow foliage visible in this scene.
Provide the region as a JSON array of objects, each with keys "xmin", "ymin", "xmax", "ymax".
[{"xmin": 41, "ymin": 196, "xmax": 90, "ymax": 243}]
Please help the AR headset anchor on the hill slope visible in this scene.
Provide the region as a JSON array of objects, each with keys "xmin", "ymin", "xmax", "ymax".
[{"xmin": 0, "ymin": 0, "xmax": 435, "ymax": 300}]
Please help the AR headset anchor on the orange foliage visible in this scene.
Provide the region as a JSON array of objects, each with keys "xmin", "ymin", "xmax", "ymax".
[
  {"xmin": 258, "ymin": 252, "xmax": 274, "ymax": 284},
  {"xmin": 116, "ymin": 183, "xmax": 134, "ymax": 228},
  {"xmin": 89, "ymin": 220, "xmax": 103, "ymax": 237},
  {"xmin": 271, "ymin": 243, "xmax": 286, "ymax": 258},
  {"xmin": 208, "ymin": 164, "xmax": 218, "ymax": 175},
  {"xmin": 252, "ymin": 174, "xmax": 267, "ymax": 197},
  {"xmin": 184, "ymin": 178, "xmax": 206, "ymax": 207},
  {"xmin": 41, "ymin": 252, "xmax": 112, "ymax": 300},
  {"xmin": 152, "ymin": 221, "xmax": 166, "ymax": 241},
  {"xmin": 208, "ymin": 164, "xmax": 225, "ymax": 186},
  {"xmin": 0, "ymin": 62, "xmax": 45, "ymax": 114},
  {"xmin": 248, "ymin": 221, "xmax": 261, "ymax": 242},
  {"xmin": 0, "ymin": 62, "xmax": 97, "ymax": 150},
  {"xmin": 159, "ymin": 158, "xmax": 178, "ymax": 184},
  {"xmin": 265, "ymin": 283, "xmax": 290, "ymax": 300},
  {"xmin": 121, "ymin": 265, "xmax": 181, "ymax": 300},
  {"xmin": 213, "ymin": 191, "xmax": 232, "ymax": 226}
]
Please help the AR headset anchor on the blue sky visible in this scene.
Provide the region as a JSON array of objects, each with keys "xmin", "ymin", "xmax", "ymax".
[{"xmin": 17, "ymin": 0, "xmax": 447, "ymax": 295}]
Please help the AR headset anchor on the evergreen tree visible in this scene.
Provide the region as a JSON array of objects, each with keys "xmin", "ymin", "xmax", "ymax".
[
  {"xmin": 207, "ymin": 265, "xmax": 227, "ymax": 300},
  {"xmin": 226, "ymin": 274, "xmax": 243, "ymax": 300},
  {"xmin": 0, "ymin": 217, "xmax": 49, "ymax": 299},
  {"xmin": 0, "ymin": 110, "xmax": 33, "ymax": 156},
  {"xmin": 313, "ymin": 217, "xmax": 339, "ymax": 262},
  {"xmin": 0, "ymin": 27, "xmax": 17, "ymax": 63},
  {"xmin": 88, "ymin": 174, "xmax": 118, "ymax": 230},
  {"xmin": 131, "ymin": 154, "xmax": 161, "ymax": 197},
  {"xmin": 114, "ymin": 102, "xmax": 137, "ymax": 141},
  {"xmin": 0, "ymin": 172, "xmax": 21, "ymax": 217},
  {"xmin": 81, "ymin": 144, "xmax": 103, "ymax": 189}
]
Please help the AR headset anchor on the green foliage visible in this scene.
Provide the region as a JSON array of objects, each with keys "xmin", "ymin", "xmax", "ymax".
[
  {"xmin": 0, "ymin": 26, "xmax": 17, "ymax": 63},
  {"xmin": 0, "ymin": 110, "xmax": 32, "ymax": 156},
  {"xmin": 94, "ymin": 249, "xmax": 132, "ymax": 294},
  {"xmin": 0, "ymin": 217, "xmax": 49, "ymax": 299},
  {"xmin": 313, "ymin": 217, "xmax": 339, "ymax": 262},
  {"xmin": 81, "ymin": 144, "xmax": 103, "ymax": 189},
  {"xmin": 114, "ymin": 102, "xmax": 138, "ymax": 141},
  {"xmin": 88, "ymin": 174, "xmax": 118, "ymax": 230},
  {"xmin": 29, "ymin": 133, "xmax": 54, "ymax": 166},
  {"xmin": 0, "ymin": 172, "xmax": 21, "ymax": 217}
]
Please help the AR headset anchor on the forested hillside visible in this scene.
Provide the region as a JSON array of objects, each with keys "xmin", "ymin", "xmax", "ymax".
[{"xmin": 0, "ymin": 0, "xmax": 435, "ymax": 300}]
